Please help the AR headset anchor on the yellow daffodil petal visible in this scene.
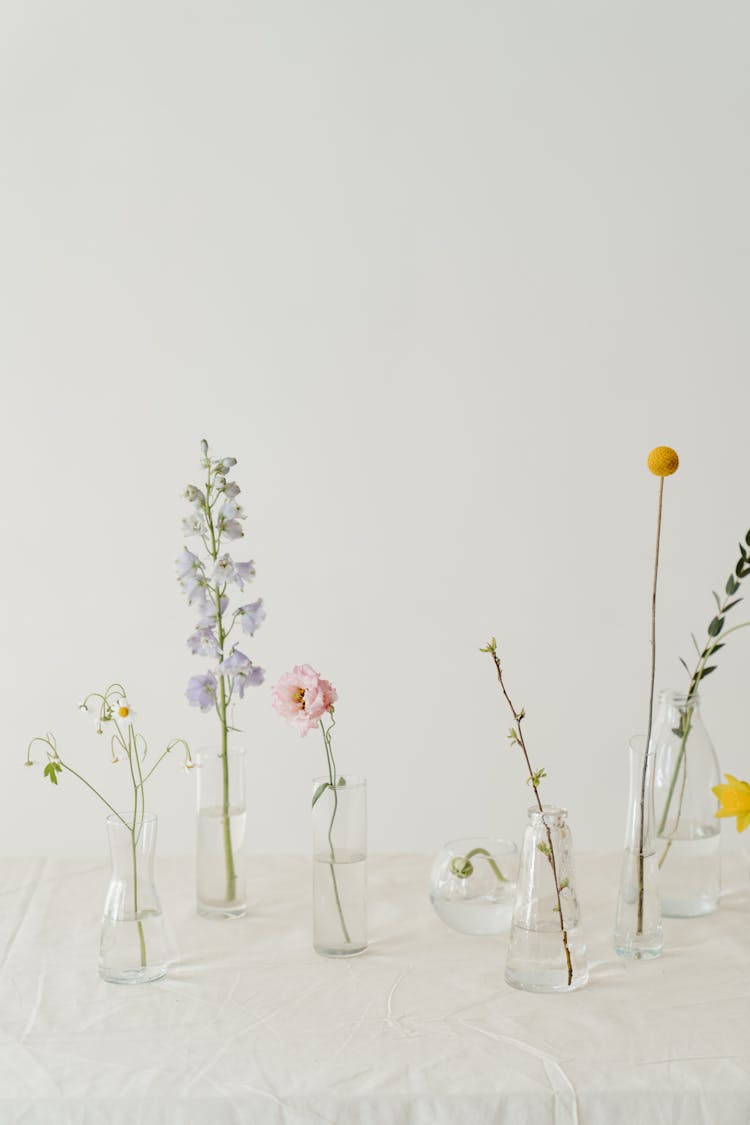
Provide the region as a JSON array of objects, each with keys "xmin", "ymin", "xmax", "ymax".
[
  {"xmin": 712, "ymin": 774, "xmax": 750, "ymax": 830},
  {"xmin": 736, "ymin": 811, "xmax": 750, "ymax": 833}
]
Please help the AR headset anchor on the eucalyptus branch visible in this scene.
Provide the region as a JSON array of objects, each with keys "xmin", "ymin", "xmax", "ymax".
[
  {"xmin": 481, "ymin": 638, "xmax": 573, "ymax": 987},
  {"xmin": 657, "ymin": 528, "xmax": 750, "ymax": 859}
]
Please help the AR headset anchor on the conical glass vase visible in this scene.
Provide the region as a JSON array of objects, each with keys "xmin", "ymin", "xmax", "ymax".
[
  {"xmin": 196, "ymin": 748, "xmax": 247, "ymax": 918},
  {"xmin": 99, "ymin": 812, "xmax": 168, "ymax": 984},
  {"xmin": 653, "ymin": 690, "xmax": 721, "ymax": 917},
  {"xmin": 614, "ymin": 736, "xmax": 663, "ymax": 959},
  {"xmin": 505, "ymin": 805, "xmax": 588, "ymax": 992}
]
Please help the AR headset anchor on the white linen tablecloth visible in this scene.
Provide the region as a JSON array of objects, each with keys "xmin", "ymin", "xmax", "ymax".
[{"xmin": 1, "ymin": 851, "xmax": 749, "ymax": 1124}]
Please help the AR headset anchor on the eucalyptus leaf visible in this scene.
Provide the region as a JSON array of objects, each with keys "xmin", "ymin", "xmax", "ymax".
[
  {"xmin": 708, "ymin": 616, "xmax": 725, "ymax": 637},
  {"xmin": 698, "ymin": 665, "xmax": 718, "ymax": 678},
  {"xmin": 746, "ymin": 529, "xmax": 750, "ymax": 547},
  {"xmin": 723, "ymin": 598, "xmax": 742, "ymax": 614},
  {"xmin": 726, "ymin": 575, "xmax": 740, "ymax": 595}
]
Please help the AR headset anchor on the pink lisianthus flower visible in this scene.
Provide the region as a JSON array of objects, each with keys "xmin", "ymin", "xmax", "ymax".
[{"xmin": 272, "ymin": 665, "xmax": 337, "ymax": 736}]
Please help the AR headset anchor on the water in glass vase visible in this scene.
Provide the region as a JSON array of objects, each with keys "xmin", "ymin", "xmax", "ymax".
[
  {"xmin": 505, "ymin": 923, "xmax": 588, "ymax": 992},
  {"xmin": 100, "ymin": 910, "xmax": 169, "ymax": 985},
  {"xmin": 197, "ymin": 805, "xmax": 247, "ymax": 917},
  {"xmin": 657, "ymin": 819, "xmax": 720, "ymax": 917},
  {"xmin": 313, "ymin": 849, "xmax": 367, "ymax": 956}
]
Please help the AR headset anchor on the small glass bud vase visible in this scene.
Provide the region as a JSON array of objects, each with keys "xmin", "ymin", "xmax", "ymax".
[
  {"xmin": 614, "ymin": 736, "xmax": 663, "ymax": 959},
  {"xmin": 100, "ymin": 813, "xmax": 168, "ymax": 984},
  {"xmin": 505, "ymin": 806, "xmax": 588, "ymax": 992},
  {"xmin": 312, "ymin": 776, "xmax": 367, "ymax": 957},
  {"xmin": 196, "ymin": 748, "xmax": 247, "ymax": 918},
  {"xmin": 653, "ymin": 690, "xmax": 721, "ymax": 916},
  {"xmin": 429, "ymin": 837, "xmax": 518, "ymax": 935}
]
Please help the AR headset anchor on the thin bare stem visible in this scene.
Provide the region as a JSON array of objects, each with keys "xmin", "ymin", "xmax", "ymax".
[
  {"xmin": 638, "ymin": 478, "xmax": 663, "ymax": 933},
  {"xmin": 485, "ymin": 647, "xmax": 573, "ymax": 987}
]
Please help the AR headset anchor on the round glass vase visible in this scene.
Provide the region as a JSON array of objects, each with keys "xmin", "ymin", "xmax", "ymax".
[
  {"xmin": 653, "ymin": 690, "xmax": 721, "ymax": 916},
  {"xmin": 429, "ymin": 837, "xmax": 518, "ymax": 936},
  {"xmin": 312, "ymin": 775, "xmax": 367, "ymax": 957},
  {"xmin": 505, "ymin": 806, "xmax": 588, "ymax": 992},
  {"xmin": 614, "ymin": 736, "xmax": 663, "ymax": 959},
  {"xmin": 99, "ymin": 812, "xmax": 168, "ymax": 985},
  {"xmin": 196, "ymin": 748, "xmax": 247, "ymax": 919}
]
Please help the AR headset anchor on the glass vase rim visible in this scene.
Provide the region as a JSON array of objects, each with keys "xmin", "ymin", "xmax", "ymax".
[
  {"xmin": 441, "ymin": 835, "xmax": 518, "ymax": 855},
  {"xmin": 194, "ymin": 746, "xmax": 247, "ymax": 764},
  {"xmin": 527, "ymin": 803, "xmax": 568, "ymax": 822},
  {"xmin": 657, "ymin": 688, "xmax": 701, "ymax": 705},
  {"xmin": 105, "ymin": 811, "xmax": 157, "ymax": 827},
  {"xmin": 312, "ymin": 773, "xmax": 366, "ymax": 790}
]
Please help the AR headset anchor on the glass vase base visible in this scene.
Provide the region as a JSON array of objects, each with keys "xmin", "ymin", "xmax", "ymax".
[
  {"xmin": 505, "ymin": 966, "xmax": 589, "ymax": 993},
  {"xmin": 99, "ymin": 963, "xmax": 167, "ymax": 985},
  {"xmin": 314, "ymin": 942, "xmax": 367, "ymax": 958},
  {"xmin": 614, "ymin": 936, "xmax": 663, "ymax": 960},
  {"xmin": 197, "ymin": 899, "xmax": 247, "ymax": 920}
]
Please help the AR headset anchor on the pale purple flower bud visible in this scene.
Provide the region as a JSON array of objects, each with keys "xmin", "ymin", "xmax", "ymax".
[
  {"xmin": 217, "ymin": 649, "xmax": 264, "ymax": 699},
  {"xmin": 183, "ymin": 484, "xmax": 206, "ymax": 508},
  {"xmin": 176, "ymin": 547, "xmax": 203, "ymax": 579},
  {"xmin": 197, "ymin": 596, "xmax": 228, "ymax": 627},
  {"xmin": 237, "ymin": 599, "xmax": 266, "ymax": 636},
  {"xmin": 222, "ymin": 481, "xmax": 241, "ymax": 499},
  {"xmin": 187, "ymin": 628, "xmax": 221, "ymax": 658},
  {"xmin": 220, "ymin": 500, "xmax": 245, "ymax": 521},
  {"xmin": 186, "ymin": 673, "xmax": 218, "ymax": 711},
  {"xmin": 213, "ymin": 554, "xmax": 237, "ymax": 585},
  {"xmin": 221, "ymin": 519, "xmax": 244, "ymax": 541},
  {"xmin": 235, "ymin": 561, "xmax": 255, "ymax": 587},
  {"xmin": 182, "ymin": 513, "xmax": 206, "ymax": 537},
  {"xmin": 216, "ymin": 457, "xmax": 237, "ymax": 474}
]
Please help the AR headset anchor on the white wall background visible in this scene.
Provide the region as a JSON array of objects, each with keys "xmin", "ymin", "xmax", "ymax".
[{"xmin": 1, "ymin": 0, "xmax": 749, "ymax": 858}]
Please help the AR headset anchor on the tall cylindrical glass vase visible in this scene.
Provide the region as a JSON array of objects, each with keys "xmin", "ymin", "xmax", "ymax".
[
  {"xmin": 614, "ymin": 736, "xmax": 663, "ymax": 958},
  {"xmin": 312, "ymin": 776, "xmax": 367, "ymax": 957},
  {"xmin": 196, "ymin": 748, "xmax": 247, "ymax": 918}
]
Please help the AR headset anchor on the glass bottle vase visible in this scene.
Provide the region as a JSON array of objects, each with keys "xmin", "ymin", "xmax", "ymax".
[
  {"xmin": 505, "ymin": 805, "xmax": 588, "ymax": 992},
  {"xmin": 100, "ymin": 812, "xmax": 169, "ymax": 984},
  {"xmin": 196, "ymin": 748, "xmax": 247, "ymax": 918},
  {"xmin": 614, "ymin": 736, "xmax": 663, "ymax": 959},
  {"xmin": 312, "ymin": 775, "xmax": 367, "ymax": 957},
  {"xmin": 653, "ymin": 690, "xmax": 721, "ymax": 916}
]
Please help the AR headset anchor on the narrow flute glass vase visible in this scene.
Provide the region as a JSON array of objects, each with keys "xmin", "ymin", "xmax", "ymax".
[
  {"xmin": 505, "ymin": 806, "xmax": 588, "ymax": 992},
  {"xmin": 653, "ymin": 690, "xmax": 721, "ymax": 916},
  {"xmin": 196, "ymin": 748, "xmax": 247, "ymax": 918},
  {"xmin": 100, "ymin": 813, "xmax": 168, "ymax": 984},
  {"xmin": 312, "ymin": 776, "xmax": 367, "ymax": 957},
  {"xmin": 614, "ymin": 736, "xmax": 663, "ymax": 959}
]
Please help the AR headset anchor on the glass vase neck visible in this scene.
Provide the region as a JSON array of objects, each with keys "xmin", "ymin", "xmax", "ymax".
[
  {"xmin": 528, "ymin": 804, "xmax": 568, "ymax": 828},
  {"xmin": 658, "ymin": 689, "xmax": 701, "ymax": 710}
]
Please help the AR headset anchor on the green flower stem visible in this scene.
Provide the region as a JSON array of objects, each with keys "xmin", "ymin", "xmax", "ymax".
[
  {"xmin": 205, "ymin": 459, "xmax": 237, "ymax": 907},
  {"xmin": 452, "ymin": 847, "xmax": 508, "ymax": 882},
  {"xmin": 638, "ymin": 477, "xmax": 664, "ymax": 935},
  {"xmin": 320, "ymin": 718, "xmax": 351, "ymax": 946}
]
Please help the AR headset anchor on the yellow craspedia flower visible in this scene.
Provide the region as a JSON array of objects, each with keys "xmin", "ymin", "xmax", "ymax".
[
  {"xmin": 647, "ymin": 446, "xmax": 679, "ymax": 477},
  {"xmin": 712, "ymin": 773, "xmax": 750, "ymax": 832}
]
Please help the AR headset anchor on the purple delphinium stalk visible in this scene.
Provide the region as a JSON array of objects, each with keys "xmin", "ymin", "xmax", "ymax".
[{"xmin": 176, "ymin": 440, "xmax": 266, "ymax": 904}]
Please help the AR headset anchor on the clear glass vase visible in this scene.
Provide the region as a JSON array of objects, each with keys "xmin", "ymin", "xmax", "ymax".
[
  {"xmin": 196, "ymin": 748, "xmax": 247, "ymax": 918},
  {"xmin": 614, "ymin": 736, "xmax": 663, "ymax": 959},
  {"xmin": 653, "ymin": 690, "xmax": 721, "ymax": 916},
  {"xmin": 100, "ymin": 812, "xmax": 169, "ymax": 984},
  {"xmin": 429, "ymin": 837, "xmax": 518, "ymax": 935},
  {"xmin": 505, "ymin": 806, "xmax": 588, "ymax": 992},
  {"xmin": 312, "ymin": 775, "xmax": 367, "ymax": 957}
]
